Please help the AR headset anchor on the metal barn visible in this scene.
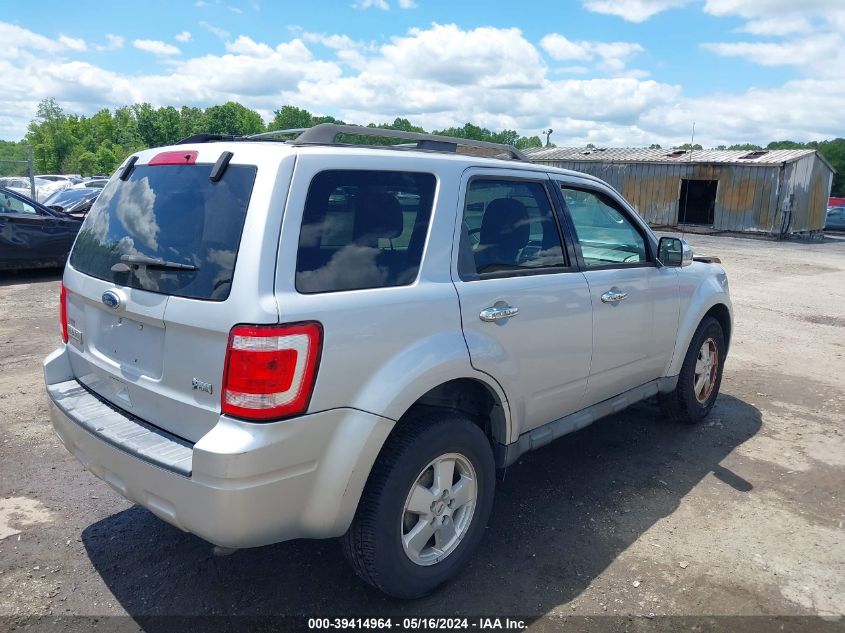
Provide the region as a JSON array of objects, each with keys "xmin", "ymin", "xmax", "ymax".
[{"xmin": 526, "ymin": 147, "xmax": 835, "ymax": 237}]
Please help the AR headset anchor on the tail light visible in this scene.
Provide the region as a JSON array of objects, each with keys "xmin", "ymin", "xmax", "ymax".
[
  {"xmin": 222, "ymin": 322, "xmax": 322, "ymax": 421},
  {"xmin": 60, "ymin": 282, "xmax": 68, "ymax": 343}
]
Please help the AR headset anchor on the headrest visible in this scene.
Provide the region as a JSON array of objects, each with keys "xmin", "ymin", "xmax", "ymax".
[
  {"xmin": 480, "ymin": 198, "xmax": 530, "ymax": 249},
  {"xmin": 354, "ymin": 192, "xmax": 403, "ymax": 242}
]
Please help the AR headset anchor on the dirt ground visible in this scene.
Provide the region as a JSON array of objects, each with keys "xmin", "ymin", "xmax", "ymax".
[{"xmin": 0, "ymin": 232, "xmax": 843, "ymax": 631}]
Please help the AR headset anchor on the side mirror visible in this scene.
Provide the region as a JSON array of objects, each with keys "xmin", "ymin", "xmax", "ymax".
[{"xmin": 658, "ymin": 236, "xmax": 693, "ymax": 267}]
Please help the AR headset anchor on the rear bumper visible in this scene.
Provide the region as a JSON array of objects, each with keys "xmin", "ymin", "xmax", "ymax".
[{"xmin": 44, "ymin": 347, "xmax": 394, "ymax": 548}]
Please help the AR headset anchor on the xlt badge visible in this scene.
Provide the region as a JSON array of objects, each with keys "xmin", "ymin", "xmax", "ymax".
[{"xmin": 191, "ymin": 378, "xmax": 213, "ymax": 395}]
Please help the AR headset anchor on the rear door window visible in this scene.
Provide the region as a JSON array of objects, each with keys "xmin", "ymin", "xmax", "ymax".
[
  {"xmin": 69, "ymin": 163, "xmax": 256, "ymax": 301},
  {"xmin": 295, "ymin": 170, "xmax": 436, "ymax": 293}
]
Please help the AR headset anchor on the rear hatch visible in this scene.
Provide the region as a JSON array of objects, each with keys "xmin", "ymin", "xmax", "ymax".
[{"xmin": 62, "ymin": 150, "xmax": 276, "ymax": 442}]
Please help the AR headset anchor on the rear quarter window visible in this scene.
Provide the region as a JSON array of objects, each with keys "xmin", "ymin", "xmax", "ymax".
[
  {"xmin": 296, "ymin": 170, "xmax": 436, "ymax": 294},
  {"xmin": 69, "ymin": 163, "xmax": 256, "ymax": 301}
]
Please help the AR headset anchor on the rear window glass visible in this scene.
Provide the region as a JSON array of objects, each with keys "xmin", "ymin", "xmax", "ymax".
[
  {"xmin": 296, "ymin": 170, "xmax": 436, "ymax": 294},
  {"xmin": 69, "ymin": 163, "xmax": 256, "ymax": 301}
]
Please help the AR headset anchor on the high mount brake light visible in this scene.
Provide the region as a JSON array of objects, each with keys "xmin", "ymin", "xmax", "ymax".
[
  {"xmin": 148, "ymin": 150, "xmax": 198, "ymax": 166},
  {"xmin": 221, "ymin": 323, "xmax": 322, "ymax": 421}
]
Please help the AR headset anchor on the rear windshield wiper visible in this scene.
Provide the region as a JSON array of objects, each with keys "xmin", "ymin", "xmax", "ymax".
[{"xmin": 113, "ymin": 254, "xmax": 198, "ymax": 272}]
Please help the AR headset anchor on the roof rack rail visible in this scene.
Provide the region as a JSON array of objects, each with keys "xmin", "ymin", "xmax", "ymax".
[
  {"xmin": 245, "ymin": 123, "xmax": 528, "ymax": 161},
  {"xmin": 176, "ymin": 133, "xmax": 243, "ymax": 145}
]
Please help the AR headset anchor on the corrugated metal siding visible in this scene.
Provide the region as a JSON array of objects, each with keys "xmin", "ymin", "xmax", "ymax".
[
  {"xmin": 543, "ymin": 160, "xmax": 782, "ymax": 231},
  {"xmin": 538, "ymin": 156, "xmax": 831, "ymax": 234},
  {"xmin": 527, "ymin": 147, "xmax": 820, "ymax": 166},
  {"xmin": 781, "ymin": 154, "xmax": 835, "ymax": 232}
]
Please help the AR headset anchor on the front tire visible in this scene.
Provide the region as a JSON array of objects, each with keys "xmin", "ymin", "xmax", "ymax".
[
  {"xmin": 660, "ymin": 316, "xmax": 726, "ymax": 424},
  {"xmin": 341, "ymin": 407, "xmax": 495, "ymax": 599}
]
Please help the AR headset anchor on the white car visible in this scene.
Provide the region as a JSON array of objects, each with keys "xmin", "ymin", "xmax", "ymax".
[
  {"xmin": 37, "ymin": 174, "xmax": 81, "ymax": 184},
  {"xmin": 70, "ymin": 178, "xmax": 109, "ymax": 190},
  {"xmin": 0, "ymin": 176, "xmax": 67, "ymax": 203}
]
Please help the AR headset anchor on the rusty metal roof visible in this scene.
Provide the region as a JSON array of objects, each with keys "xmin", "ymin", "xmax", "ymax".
[{"xmin": 525, "ymin": 146, "xmax": 826, "ymax": 167}]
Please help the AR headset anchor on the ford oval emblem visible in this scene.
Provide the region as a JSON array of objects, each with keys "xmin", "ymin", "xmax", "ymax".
[{"xmin": 101, "ymin": 290, "xmax": 121, "ymax": 310}]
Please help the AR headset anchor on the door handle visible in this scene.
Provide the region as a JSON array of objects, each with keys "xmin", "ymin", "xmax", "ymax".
[
  {"xmin": 479, "ymin": 305, "xmax": 519, "ymax": 322},
  {"xmin": 600, "ymin": 290, "xmax": 628, "ymax": 304}
]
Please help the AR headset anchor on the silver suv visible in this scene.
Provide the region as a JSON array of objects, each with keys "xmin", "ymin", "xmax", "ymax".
[{"xmin": 44, "ymin": 124, "xmax": 732, "ymax": 598}]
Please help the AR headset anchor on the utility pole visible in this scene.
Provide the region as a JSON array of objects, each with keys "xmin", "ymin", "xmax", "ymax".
[{"xmin": 28, "ymin": 145, "xmax": 35, "ymax": 201}]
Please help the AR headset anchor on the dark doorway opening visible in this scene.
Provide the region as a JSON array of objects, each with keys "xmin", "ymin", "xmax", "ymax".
[{"xmin": 679, "ymin": 179, "xmax": 718, "ymax": 225}]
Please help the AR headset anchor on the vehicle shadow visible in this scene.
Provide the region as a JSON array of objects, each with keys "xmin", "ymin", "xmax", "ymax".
[
  {"xmin": 0, "ymin": 267, "xmax": 63, "ymax": 287},
  {"xmin": 82, "ymin": 393, "xmax": 761, "ymax": 628}
]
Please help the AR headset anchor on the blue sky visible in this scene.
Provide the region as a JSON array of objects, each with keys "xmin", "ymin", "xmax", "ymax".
[{"xmin": 2, "ymin": 0, "xmax": 843, "ymax": 147}]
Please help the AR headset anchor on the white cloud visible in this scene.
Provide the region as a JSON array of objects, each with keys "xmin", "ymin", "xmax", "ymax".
[
  {"xmin": 398, "ymin": 0, "xmax": 417, "ymax": 7},
  {"xmin": 93, "ymin": 34, "xmax": 126, "ymax": 53},
  {"xmin": 541, "ymin": 34, "xmax": 644, "ymax": 73},
  {"xmin": 229, "ymin": 5, "xmax": 243, "ymax": 13},
  {"xmin": 175, "ymin": 31, "xmax": 192, "ymax": 43},
  {"xmin": 354, "ymin": 0, "xmax": 389, "ymax": 9},
  {"xmin": 582, "ymin": 0, "xmax": 692, "ymax": 22},
  {"xmin": 58, "ymin": 35, "xmax": 87, "ymax": 51},
  {"xmin": 703, "ymin": 34, "xmax": 843, "ymax": 73},
  {"xmin": 703, "ymin": 0, "xmax": 845, "ymax": 36},
  {"xmin": 0, "ymin": 22, "xmax": 62, "ymax": 56},
  {"xmin": 133, "ymin": 39, "xmax": 182, "ymax": 56},
  {"xmin": 739, "ymin": 17, "xmax": 812, "ymax": 36},
  {"xmin": 701, "ymin": 1, "xmax": 845, "ymax": 79},
  {"xmin": 200, "ymin": 21, "xmax": 230, "ymax": 40},
  {"xmin": 373, "ymin": 24, "xmax": 546, "ymax": 88},
  {"xmin": 1, "ymin": 19, "xmax": 844, "ymax": 150}
]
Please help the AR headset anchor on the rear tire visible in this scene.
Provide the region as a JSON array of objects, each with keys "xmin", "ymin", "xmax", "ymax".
[
  {"xmin": 660, "ymin": 316, "xmax": 725, "ymax": 424},
  {"xmin": 341, "ymin": 407, "xmax": 495, "ymax": 599}
]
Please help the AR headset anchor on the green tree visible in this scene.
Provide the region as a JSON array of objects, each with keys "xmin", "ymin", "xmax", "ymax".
[
  {"xmin": 727, "ymin": 143, "xmax": 762, "ymax": 151},
  {"xmin": 204, "ymin": 102, "xmax": 265, "ymax": 135},
  {"xmin": 516, "ymin": 135, "xmax": 543, "ymax": 150},
  {"xmin": 817, "ymin": 138, "xmax": 845, "ymax": 196},
  {"xmin": 77, "ymin": 150, "xmax": 97, "ymax": 176},
  {"xmin": 94, "ymin": 144, "xmax": 120, "ymax": 175},
  {"xmin": 179, "ymin": 106, "xmax": 207, "ymax": 138},
  {"xmin": 269, "ymin": 105, "xmax": 313, "ymax": 131},
  {"xmin": 766, "ymin": 140, "xmax": 804, "ymax": 150},
  {"xmin": 26, "ymin": 98, "xmax": 75, "ymax": 172}
]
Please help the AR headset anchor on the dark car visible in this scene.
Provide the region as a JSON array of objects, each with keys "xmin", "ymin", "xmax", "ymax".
[
  {"xmin": 825, "ymin": 207, "xmax": 845, "ymax": 231},
  {"xmin": 0, "ymin": 187, "xmax": 83, "ymax": 271},
  {"xmin": 43, "ymin": 186, "xmax": 101, "ymax": 217}
]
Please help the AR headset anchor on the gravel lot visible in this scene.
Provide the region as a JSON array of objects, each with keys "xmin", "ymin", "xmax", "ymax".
[{"xmin": 1, "ymin": 232, "xmax": 843, "ymax": 630}]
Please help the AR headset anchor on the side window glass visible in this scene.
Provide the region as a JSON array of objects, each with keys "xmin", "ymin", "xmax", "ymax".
[
  {"xmin": 296, "ymin": 170, "xmax": 436, "ymax": 293},
  {"xmin": 561, "ymin": 187, "xmax": 648, "ymax": 267},
  {"xmin": 0, "ymin": 192, "xmax": 37, "ymax": 215},
  {"xmin": 459, "ymin": 179, "xmax": 565, "ymax": 279}
]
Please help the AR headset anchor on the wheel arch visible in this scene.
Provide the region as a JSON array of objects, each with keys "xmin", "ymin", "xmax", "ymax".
[
  {"xmin": 704, "ymin": 302, "xmax": 732, "ymax": 353},
  {"xmin": 665, "ymin": 293, "xmax": 733, "ymax": 376},
  {"xmin": 402, "ymin": 377, "xmax": 510, "ymax": 447}
]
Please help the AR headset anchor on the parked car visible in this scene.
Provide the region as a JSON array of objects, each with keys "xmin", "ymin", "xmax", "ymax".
[
  {"xmin": 0, "ymin": 176, "xmax": 68, "ymax": 203},
  {"xmin": 0, "ymin": 187, "xmax": 83, "ymax": 271},
  {"xmin": 70, "ymin": 178, "xmax": 109, "ymax": 189},
  {"xmin": 44, "ymin": 124, "xmax": 732, "ymax": 599},
  {"xmin": 44, "ymin": 186, "xmax": 101, "ymax": 217},
  {"xmin": 825, "ymin": 206, "xmax": 845, "ymax": 231},
  {"xmin": 37, "ymin": 174, "xmax": 83, "ymax": 185}
]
